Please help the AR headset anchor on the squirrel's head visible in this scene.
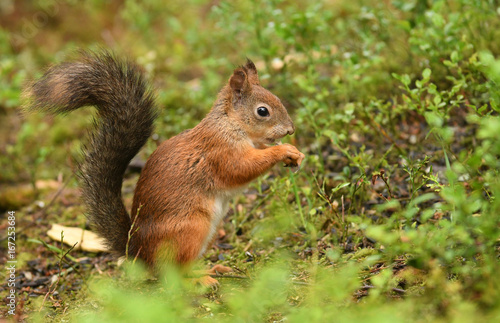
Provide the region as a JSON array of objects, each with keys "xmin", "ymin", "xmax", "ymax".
[{"xmin": 226, "ymin": 59, "xmax": 295, "ymax": 149}]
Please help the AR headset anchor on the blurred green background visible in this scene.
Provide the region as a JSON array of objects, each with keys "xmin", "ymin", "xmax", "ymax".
[{"xmin": 1, "ymin": 0, "xmax": 500, "ymax": 322}]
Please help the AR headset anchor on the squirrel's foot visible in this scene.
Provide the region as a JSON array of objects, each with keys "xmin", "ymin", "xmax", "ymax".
[
  {"xmin": 195, "ymin": 275, "xmax": 220, "ymax": 287},
  {"xmin": 198, "ymin": 264, "xmax": 232, "ymax": 287},
  {"xmin": 207, "ymin": 264, "xmax": 233, "ymax": 275},
  {"xmin": 192, "ymin": 264, "xmax": 232, "ymax": 287}
]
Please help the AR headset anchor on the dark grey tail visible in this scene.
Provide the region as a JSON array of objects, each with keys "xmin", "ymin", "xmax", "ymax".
[{"xmin": 26, "ymin": 50, "xmax": 158, "ymax": 255}]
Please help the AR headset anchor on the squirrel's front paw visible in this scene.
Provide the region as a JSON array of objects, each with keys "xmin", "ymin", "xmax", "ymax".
[{"xmin": 279, "ymin": 144, "xmax": 305, "ymax": 168}]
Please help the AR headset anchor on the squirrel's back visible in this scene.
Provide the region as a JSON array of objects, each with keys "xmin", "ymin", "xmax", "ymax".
[{"xmin": 25, "ymin": 51, "xmax": 158, "ymax": 255}]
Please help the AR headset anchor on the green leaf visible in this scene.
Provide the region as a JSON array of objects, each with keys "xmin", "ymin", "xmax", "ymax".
[
  {"xmin": 422, "ymin": 68, "xmax": 431, "ymax": 80},
  {"xmin": 331, "ymin": 182, "xmax": 350, "ymax": 193}
]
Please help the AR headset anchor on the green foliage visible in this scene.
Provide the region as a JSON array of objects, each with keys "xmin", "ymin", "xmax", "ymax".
[{"xmin": 2, "ymin": 0, "xmax": 500, "ymax": 321}]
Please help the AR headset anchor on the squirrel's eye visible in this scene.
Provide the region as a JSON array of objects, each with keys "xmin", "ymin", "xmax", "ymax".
[{"xmin": 257, "ymin": 106, "xmax": 270, "ymax": 117}]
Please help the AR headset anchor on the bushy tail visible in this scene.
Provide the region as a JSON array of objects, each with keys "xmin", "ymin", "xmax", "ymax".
[{"xmin": 25, "ymin": 50, "xmax": 158, "ymax": 255}]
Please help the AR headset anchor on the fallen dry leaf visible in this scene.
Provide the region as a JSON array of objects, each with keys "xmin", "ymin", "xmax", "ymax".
[{"xmin": 47, "ymin": 224, "xmax": 109, "ymax": 253}]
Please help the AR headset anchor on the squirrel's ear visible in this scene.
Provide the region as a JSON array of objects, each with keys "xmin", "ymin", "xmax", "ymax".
[
  {"xmin": 244, "ymin": 59, "xmax": 260, "ymax": 85},
  {"xmin": 229, "ymin": 68, "xmax": 250, "ymax": 100}
]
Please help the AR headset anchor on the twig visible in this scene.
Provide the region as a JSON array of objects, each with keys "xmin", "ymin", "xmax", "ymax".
[
  {"xmin": 312, "ymin": 171, "xmax": 343, "ymax": 225},
  {"xmin": 126, "ymin": 204, "xmax": 142, "ymax": 259},
  {"xmin": 59, "ymin": 242, "xmax": 79, "ymax": 266},
  {"xmin": 371, "ymin": 169, "xmax": 395, "ymax": 202},
  {"xmin": 341, "ymin": 195, "xmax": 348, "ymax": 244},
  {"xmin": 209, "ymin": 274, "xmax": 248, "ymax": 280},
  {"xmin": 380, "ymin": 171, "xmax": 393, "ymax": 199},
  {"xmin": 341, "ymin": 195, "xmax": 345, "ymax": 224},
  {"xmin": 39, "ymin": 241, "xmax": 78, "ymax": 312}
]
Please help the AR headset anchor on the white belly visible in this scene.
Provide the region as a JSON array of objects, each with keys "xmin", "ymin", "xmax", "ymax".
[{"xmin": 198, "ymin": 188, "xmax": 245, "ymax": 257}]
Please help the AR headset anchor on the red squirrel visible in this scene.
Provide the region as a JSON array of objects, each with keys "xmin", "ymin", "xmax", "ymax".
[{"xmin": 26, "ymin": 51, "xmax": 305, "ymax": 284}]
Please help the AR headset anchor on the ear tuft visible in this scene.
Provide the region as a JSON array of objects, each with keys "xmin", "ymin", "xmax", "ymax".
[
  {"xmin": 245, "ymin": 59, "xmax": 257, "ymax": 73},
  {"xmin": 244, "ymin": 58, "xmax": 259, "ymax": 85},
  {"xmin": 229, "ymin": 68, "xmax": 248, "ymax": 96}
]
